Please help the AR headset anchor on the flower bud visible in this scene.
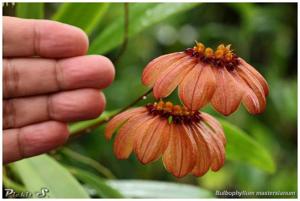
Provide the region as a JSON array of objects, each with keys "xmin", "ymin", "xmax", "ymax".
[
  {"xmin": 204, "ymin": 48, "xmax": 214, "ymax": 58},
  {"xmin": 215, "ymin": 49, "xmax": 224, "ymax": 59}
]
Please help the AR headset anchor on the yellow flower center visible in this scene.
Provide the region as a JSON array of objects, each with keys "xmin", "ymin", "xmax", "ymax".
[
  {"xmin": 147, "ymin": 101, "xmax": 200, "ymax": 124},
  {"xmin": 184, "ymin": 42, "xmax": 239, "ymax": 70}
]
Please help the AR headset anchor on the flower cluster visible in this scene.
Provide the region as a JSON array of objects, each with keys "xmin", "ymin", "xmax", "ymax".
[
  {"xmin": 105, "ymin": 101, "xmax": 226, "ymax": 178},
  {"xmin": 106, "ymin": 41, "xmax": 269, "ymax": 178},
  {"xmin": 142, "ymin": 42, "xmax": 269, "ymax": 115}
]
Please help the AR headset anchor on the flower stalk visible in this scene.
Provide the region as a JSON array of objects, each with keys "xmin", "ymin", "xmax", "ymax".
[{"xmin": 69, "ymin": 88, "xmax": 152, "ymax": 138}]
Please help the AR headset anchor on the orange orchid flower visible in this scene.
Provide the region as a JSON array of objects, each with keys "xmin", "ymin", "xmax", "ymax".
[
  {"xmin": 142, "ymin": 42, "xmax": 269, "ymax": 115},
  {"xmin": 105, "ymin": 100, "xmax": 226, "ymax": 178}
]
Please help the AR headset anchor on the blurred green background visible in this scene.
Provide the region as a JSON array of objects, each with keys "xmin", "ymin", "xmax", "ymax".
[{"xmin": 3, "ymin": 2, "xmax": 297, "ymax": 198}]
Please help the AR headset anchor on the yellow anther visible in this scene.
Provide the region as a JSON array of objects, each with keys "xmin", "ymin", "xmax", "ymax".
[
  {"xmin": 173, "ymin": 105, "xmax": 182, "ymax": 115},
  {"xmin": 181, "ymin": 106, "xmax": 189, "ymax": 116},
  {"xmin": 183, "ymin": 110, "xmax": 190, "ymax": 116},
  {"xmin": 156, "ymin": 100, "xmax": 165, "ymax": 110},
  {"xmin": 215, "ymin": 49, "xmax": 224, "ymax": 59},
  {"xmin": 204, "ymin": 47, "xmax": 214, "ymax": 58},
  {"xmin": 194, "ymin": 42, "xmax": 205, "ymax": 53},
  {"xmin": 182, "ymin": 106, "xmax": 188, "ymax": 111},
  {"xmin": 217, "ymin": 44, "xmax": 225, "ymax": 50},
  {"xmin": 164, "ymin": 101, "xmax": 173, "ymax": 112},
  {"xmin": 225, "ymin": 52, "xmax": 233, "ymax": 61},
  {"xmin": 226, "ymin": 44, "xmax": 232, "ymax": 50}
]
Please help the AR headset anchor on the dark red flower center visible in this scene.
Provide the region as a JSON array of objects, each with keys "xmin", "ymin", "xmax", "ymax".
[
  {"xmin": 184, "ymin": 42, "xmax": 240, "ymax": 71},
  {"xmin": 146, "ymin": 101, "xmax": 202, "ymax": 124}
]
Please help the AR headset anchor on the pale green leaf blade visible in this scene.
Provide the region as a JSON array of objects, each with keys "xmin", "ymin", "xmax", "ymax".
[
  {"xmin": 107, "ymin": 180, "xmax": 213, "ymax": 198},
  {"xmin": 16, "ymin": 3, "xmax": 44, "ymax": 19},
  {"xmin": 220, "ymin": 120, "xmax": 276, "ymax": 173},
  {"xmin": 89, "ymin": 3, "xmax": 199, "ymax": 54},
  {"xmin": 9, "ymin": 155, "xmax": 89, "ymax": 198},
  {"xmin": 52, "ymin": 3, "xmax": 110, "ymax": 35},
  {"xmin": 68, "ymin": 167, "xmax": 123, "ymax": 198}
]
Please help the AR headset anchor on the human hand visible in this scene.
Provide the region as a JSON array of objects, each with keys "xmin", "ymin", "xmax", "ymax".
[{"xmin": 3, "ymin": 17, "xmax": 115, "ymax": 164}]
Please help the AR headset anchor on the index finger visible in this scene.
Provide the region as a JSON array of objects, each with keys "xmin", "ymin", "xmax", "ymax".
[{"xmin": 3, "ymin": 16, "xmax": 89, "ymax": 58}]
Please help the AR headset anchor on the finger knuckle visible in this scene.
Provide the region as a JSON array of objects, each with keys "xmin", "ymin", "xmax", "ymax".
[
  {"xmin": 3, "ymin": 99, "xmax": 17, "ymax": 128},
  {"xmin": 3, "ymin": 59, "xmax": 20, "ymax": 98}
]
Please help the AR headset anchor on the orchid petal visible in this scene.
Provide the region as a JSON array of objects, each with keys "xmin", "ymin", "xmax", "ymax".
[
  {"xmin": 187, "ymin": 125, "xmax": 211, "ymax": 177},
  {"xmin": 162, "ymin": 124, "xmax": 197, "ymax": 178},
  {"xmin": 134, "ymin": 118, "xmax": 171, "ymax": 164},
  {"xmin": 211, "ymin": 67, "xmax": 243, "ymax": 115},
  {"xmin": 142, "ymin": 52, "xmax": 187, "ymax": 87},
  {"xmin": 113, "ymin": 114, "xmax": 153, "ymax": 159},
  {"xmin": 179, "ymin": 64, "xmax": 216, "ymax": 110},
  {"xmin": 238, "ymin": 58, "xmax": 269, "ymax": 96},
  {"xmin": 197, "ymin": 122, "xmax": 225, "ymax": 171},
  {"xmin": 237, "ymin": 67, "xmax": 266, "ymax": 114},
  {"xmin": 201, "ymin": 112, "xmax": 226, "ymax": 145},
  {"xmin": 105, "ymin": 107, "xmax": 147, "ymax": 139},
  {"xmin": 153, "ymin": 56, "xmax": 197, "ymax": 99}
]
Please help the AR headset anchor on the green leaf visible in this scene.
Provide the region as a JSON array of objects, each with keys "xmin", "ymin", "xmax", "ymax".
[
  {"xmin": 52, "ymin": 3, "xmax": 110, "ymax": 35},
  {"xmin": 9, "ymin": 155, "xmax": 89, "ymax": 198},
  {"xmin": 220, "ymin": 120, "xmax": 276, "ymax": 173},
  {"xmin": 68, "ymin": 167, "xmax": 123, "ymax": 198},
  {"xmin": 107, "ymin": 180, "xmax": 213, "ymax": 198},
  {"xmin": 89, "ymin": 3, "xmax": 199, "ymax": 54},
  {"xmin": 3, "ymin": 168, "xmax": 27, "ymax": 193},
  {"xmin": 16, "ymin": 3, "xmax": 44, "ymax": 19},
  {"xmin": 60, "ymin": 148, "xmax": 116, "ymax": 179}
]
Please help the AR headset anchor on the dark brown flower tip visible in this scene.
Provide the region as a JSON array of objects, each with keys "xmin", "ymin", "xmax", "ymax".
[{"xmin": 184, "ymin": 42, "xmax": 240, "ymax": 71}]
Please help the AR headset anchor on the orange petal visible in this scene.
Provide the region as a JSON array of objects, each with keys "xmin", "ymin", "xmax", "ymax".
[
  {"xmin": 142, "ymin": 52, "xmax": 187, "ymax": 87},
  {"xmin": 201, "ymin": 112, "xmax": 226, "ymax": 145},
  {"xmin": 153, "ymin": 56, "xmax": 197, "ymax": 99},
  {"xmin": 237, "ymin": 67, "xmax": 266, "ymax": 114},
  {"xmin": 188, "ymin": 125, "xmax": 211, "ymax": 177},
  {"xmin": 242, "ymin": 89, "xmax": 261, "ymax": 114},
  {"xmin": 197, "ymin": 122, "xmax": 225, "ymax": 171},
  {"xmin": 193, "ymin": 123, "xmax": 217, "ymax": 168},
  {"xmin": 134, "ymin": 118, "xmax": 171, "ymax": 164},
  {"xmin": 162, "ymin": 124, "xmax": 197, "ymax": 178},
  {"xmin": 238, "ymin": 58, "xmax": 269, "ymax": 96},
  {"xmin": 231, "ymin": 70, "xmax": 261, "ymax": 114},
  {"xmin": 114, "ymin": 114, "xmax": 154, "ymax": 159},
  {"xmin": 105, "ymin": 107, "xmax": 147, "ymax": 140},
  {"xmin": 211, "ymin": 67, "xmax": 244, "ymax": 115},
  {"xmin": 179, "ymin": 64, "xmax": 216, "ymax": 110}
]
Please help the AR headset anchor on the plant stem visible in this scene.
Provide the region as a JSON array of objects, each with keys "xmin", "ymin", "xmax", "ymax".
[
  {"xmin": 69, "ymin": 88, "xmax": 152, "ymax": 138},
  {"xmin": 113, "ymin": 3, "xmax": 129, "ymax": 64},
  {"xmin": 111, "ymin": 88, "xmax": 152, "ymax": 118}
]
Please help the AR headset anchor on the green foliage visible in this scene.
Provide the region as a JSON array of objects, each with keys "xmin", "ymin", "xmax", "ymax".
[
  {"xmin": 16, "ymin": 3, "xmax": 44, "ymax": 19},
  {"xmin": 107, "ymin": 180, "xmax": 213, "ymax": 198},
  {"xmin": 60, "ymin": 148, "xmax": 115, "ymax": 179},
  {"xmin": 9, "ymin": 155, "xmax": 89, "ymax": 198},
  {"xmin": 69, "ymin": 167, "xmax": 124, "ymax": 198},
  {"xmin": 221, "ymin": 120, "xmax": 276, "ymax": 173},
  {"xmin": 89, "ymin": 3, "xmax": 199, "ymax": 54},
  {"xmin": 52, "ymin": 3, "xmax": 109, "ymax": 35},
  {"xmin": 3, "ymin": 170, "xmax": 27, "ymax": 193}
]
